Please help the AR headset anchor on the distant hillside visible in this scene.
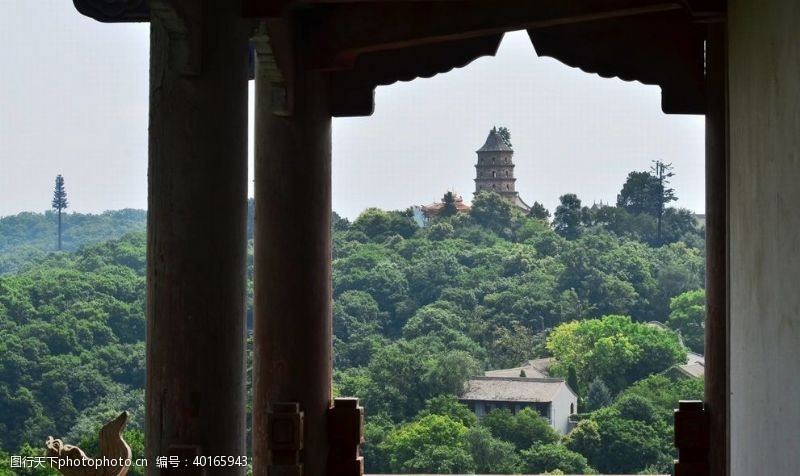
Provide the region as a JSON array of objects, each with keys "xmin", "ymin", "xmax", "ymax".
[
  {"xmin": 0, "ymin": 209, "xmax": 146, "ymax": 273},
  {"xmin": 0, "ymin": 191, "xmax": 705, "ymax": 474},
  {"xmin": 0, "ymin": 200, "xmax": 257, "ymax": 274}
]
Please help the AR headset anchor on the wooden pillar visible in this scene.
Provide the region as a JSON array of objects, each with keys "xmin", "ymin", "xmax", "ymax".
[
  {"xmin": 146, "ymin": 2, "xmax": 250, "ymax": 474},
  {"xmin": 705, "ymin": 21, "xmax": 728, "ymax": 476},
  {"xmin": 252, "ymin": 23, "xmax": 333, "ymax": 476}
]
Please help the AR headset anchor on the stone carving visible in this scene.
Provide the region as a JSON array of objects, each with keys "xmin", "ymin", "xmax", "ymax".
[{"xmin": 45, "ymin": 412, "xmax": 132, "ymax": 476}]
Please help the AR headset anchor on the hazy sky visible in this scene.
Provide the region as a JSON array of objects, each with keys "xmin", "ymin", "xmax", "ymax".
[{"xmin": 1, "ymin": 1, "xmax": 705, "ymax": 220}]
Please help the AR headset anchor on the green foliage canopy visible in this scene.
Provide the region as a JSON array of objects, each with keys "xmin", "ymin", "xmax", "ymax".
[
  {"xmin": 667, "ymin": 288, "xmax": 706, "ymax": 353},
  {"xmin": 380, "ymin": 415, "xmax": 475, "ymax": 474},
  {"xmin": 547, "ymin": 315, "xmax": 687, "ymax": 393}
]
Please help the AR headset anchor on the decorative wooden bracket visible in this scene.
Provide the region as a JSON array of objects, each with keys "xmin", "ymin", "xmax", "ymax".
[
  {"xmin": 674, "ymin": 400, "xmax": 710, "ymax": 476},
  {"xmin": 149, "ymin": 0, "xmax": 202, "ymax": 75},
  {"xmin": 268, "ymin": 402, "xmax": 304, "ymax": 475},
  {"xmin": 252, "ymin": 22, "xmax": 293, "ymax": 116},
  {"xmin": 327, "ymin": 398, "xmax": 364, "ymax": 476},
  {"xmin": 45, "ymin": 411, "xmax": 132, "ymax": 476}
]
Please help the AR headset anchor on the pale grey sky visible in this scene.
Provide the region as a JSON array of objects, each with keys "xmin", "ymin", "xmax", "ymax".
[{"xmin": 1, "ymin": 0, "xmax": 705, "ymax": 220}]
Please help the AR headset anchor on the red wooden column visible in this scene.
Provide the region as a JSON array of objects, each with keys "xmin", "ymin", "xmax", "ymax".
[
  {"xmin": 146, "ymin": 1, "xmax": 250, "ymax": 474},
  {"xmin": 705, "ymin": 21, "xmax": 729, "ymax": 476},
  {"xmin": 252, "ymin": 22, "xmax": 334, "ymax": 476}
]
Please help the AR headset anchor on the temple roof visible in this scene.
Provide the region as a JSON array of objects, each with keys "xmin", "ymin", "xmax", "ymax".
[
  {"xmin": 419, "ymin": 192, "xmax": 471, "ymax": 218},
  {"xmin": 477, "ymin": 128, "xmax": 513, "ymax": 153}
]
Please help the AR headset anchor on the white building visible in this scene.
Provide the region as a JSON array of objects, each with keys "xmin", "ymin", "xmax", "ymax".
[{"xmin": 459, "ymin": 376, "xmax": 578, "ymax": 435}]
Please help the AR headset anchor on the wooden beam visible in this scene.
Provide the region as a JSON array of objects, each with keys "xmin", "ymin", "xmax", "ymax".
[
  {"xmin": 245, "ymin": 0, "xmax": 468, "ymax": 15},
  {"xmin": 72, "ymin": 0, "xmax": 149, "ymax": 22},
  {"xmin": 303, "ymin": 0, "xmax": 684, "ymax": 70},
  {"xmin": 242, "ymin": 0, "xmax": 724, "ymax": 19},
  {"xmin": 330, "ymin": 34, "xmax": 502, "ymax": 116},
  {"xmin": 528, "ymin": 10, "xmax": 707, "ymax": 114}
]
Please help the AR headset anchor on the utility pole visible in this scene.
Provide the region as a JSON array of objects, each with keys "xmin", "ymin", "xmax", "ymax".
[{"xmin": 651, "ymin": 160, "xmax": 675, "ymax": 245}]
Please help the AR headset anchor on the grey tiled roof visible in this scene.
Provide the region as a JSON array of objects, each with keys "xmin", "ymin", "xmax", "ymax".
[
  {"xmin": 484, "ymin": 358, "xmax": 553, "ymax": 379},
  {"xmin": 477, "ymin": 128, "xmax": 513, "ymax": 152},
  {"xmin": 460, "ymin": 376, "xmax": 568, "ymax": 403},
  {"xmin": 677, "ymin": 362, "xmax": 705, "ymax": 378},
  {"xmin": 687, "ymin": 352, "xmax": 705, "ymax": 365}
]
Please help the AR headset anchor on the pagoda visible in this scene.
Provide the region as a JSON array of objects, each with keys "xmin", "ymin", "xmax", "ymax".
[{"xmin": 474, "ymin": 127, "xmax": 531, "ymax": 212}]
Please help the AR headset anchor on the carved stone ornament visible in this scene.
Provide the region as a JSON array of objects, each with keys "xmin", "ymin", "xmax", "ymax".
[{"xmin": 45, "ymin": 412, "xmax": 132, "ymax": 476}]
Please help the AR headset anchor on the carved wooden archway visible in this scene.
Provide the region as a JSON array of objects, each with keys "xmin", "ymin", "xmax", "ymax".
[{"xmin": 70, "ymin": 1, "xmax": 728, "ymax": 475}]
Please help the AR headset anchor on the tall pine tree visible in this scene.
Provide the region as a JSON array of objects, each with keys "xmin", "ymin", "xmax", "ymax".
[
  {"xmin": 440, "ymin": 191, "xmax": 458, "ymax": 218},
  {"xmin": 52, "ymin": 174, "xmax": 68, "ymax": 250}
]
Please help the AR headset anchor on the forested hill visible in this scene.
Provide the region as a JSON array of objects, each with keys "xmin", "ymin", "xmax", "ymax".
[
  {"xmin": 1, "ymin": 188, "xmax": 706, "ymax": 475},
  {"xmin": 0, "ymin": 200, "xmax": 257, "ymax": 275},
  {"xmin": 0, "ymin": 209, "xmax": 146, "ymax": 273}
]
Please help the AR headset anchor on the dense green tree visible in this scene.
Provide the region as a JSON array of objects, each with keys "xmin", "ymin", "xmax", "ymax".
[
  {"xmin": 351, "ymin": 208, "xmax": 418, "ymax": 242},
  {"xmin": 547, "ymin": 315, "xmax": 686, "ymax": 393},
  {"xmin": 585, "ymin": 378, "xmax": 613, "ymax": 411},
  {"xmin": 467, "ymin": 426, "xmax": 522, "ymax": 473},
  {"xmin": 362, "ymin": 414, "xmax": 394, "ymax": 473},
  {"xmin": 590, "ymin": 204, "xmax": 655, "ymax": 241},
  {"xmin": 334, "ymin": 290, "xmax": 386, "ymax": 339},
  {"xmin": 470, "ymin": 191, "xmax": 513, "ymax": 235},
  {"xmin": 565, "ymin": 374, "xmax": 703, "ymax": 474},
  {"xmin": 604, "ymin": 408, "xmax": 672, "ymax": 473},
  {"xmin": 417, "ymin": 395, "xmax": 477, "ymax": 428},
  {"xmin": 553, "ymin": 194, "xmax": 583, "ymax": 240},
  {"xmin": 403, "ymin": 305, "xmax": 464, "ymax": 340},
  {"xmin": 557, "ymin": 232, "xmax": 643, "ymax": 318},
  {"xmin": 563, "ymin": 419, "xmax": 601, "ymax": 461},
  {"xmin": 405, "ymin": 249, "xmax": 463, "ymax": 305},
  {"xmin": 617, "ymin": 171, "xmax": 662, "ymax": 216},
  {"xmin": 487, "ymin": 323, "xmax": 541, "ymax": 369},
  {"xmin": 521, "ymin": 443, "xmax": 594, "ymax": 475},
  {"xmin": 380, "ymin": 415, "xmax": 475, "ymax": 474},
  {"xmin": 480, "ymin": 408, "xmax": 558, "ymax": 450},
  {"xmin": 613, "ymin": 393, "xmax": 659, "ymax": 425},
  {"xmin": 333, "ymin": 245, "xmax": 409, "ymax": 320},
  {"xmin": 667, "ymin": 289, "xmax": 705, "ymax": 353},
  {"xmin": 426, "ymin": 221, "xmax": 455, "ymax": 241},
  {"xmin": 342, "ymin": 337, "xmax": 479, "ymax": 421},
  {"xmin": 617, "ymin": 374, "xmax": 703, "ymax": 425},
  {"xmin": 334, "ymin": 290, "xmax": 389, "ymax": 368},
  {"xmin": 515, "ymin": 215, "xmax": 552, "ymax": 243},
  {"xmin": 528, "ymin": 201, "xmax": 551, "ymax": 221},
  {"xmin": 439, "ymin": 191, "xmax": 458, "ymax": 218},
  {"xmin": 659, "ymin": 207, "xmax": 700, "ymax": 245},
  {"xmin": 566, "ymin": 407, "xmax": 666, "ymax": 474},
  {"xmin": 0, "ymin": 448, "xmax": 12, "ymax": 476},
  {"xmin": 332, "ymin": 211, "xmax": 351, "ymax": 232}
]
